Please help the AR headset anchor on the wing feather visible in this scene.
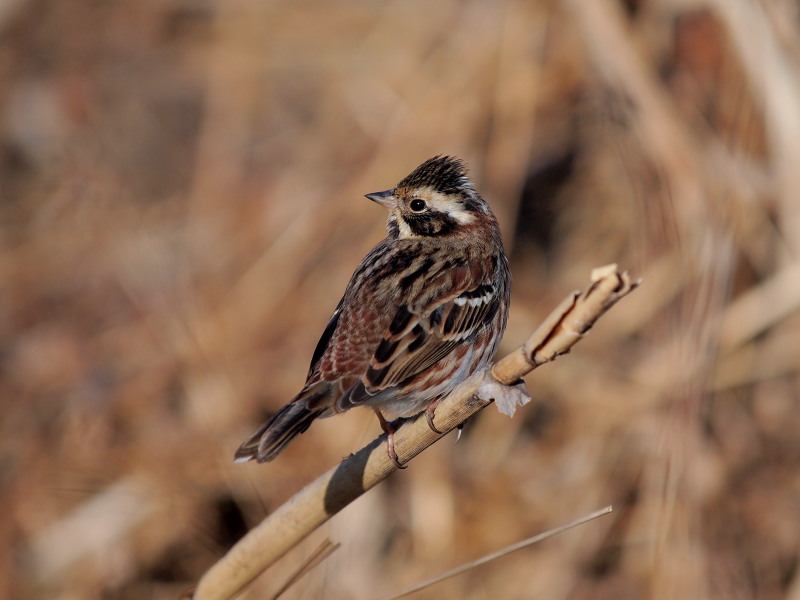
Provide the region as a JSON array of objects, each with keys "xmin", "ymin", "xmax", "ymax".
[
  {"xmin": 307, "ymin": 298, "xmax": 344, "ymax": 377},
  {"xmin": 339, "ymin": 258, "xmax": 500, "ymax": 408}
]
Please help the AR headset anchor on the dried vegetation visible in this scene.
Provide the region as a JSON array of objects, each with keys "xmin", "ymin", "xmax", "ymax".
[{"xmin": 2, "ymin": 0, "xmax": 800, "ymax": 598}]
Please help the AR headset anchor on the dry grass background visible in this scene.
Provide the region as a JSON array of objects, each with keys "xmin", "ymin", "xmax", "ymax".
[{"xmin": 2, "ymin": 0, "xmax": 800, "ymax": 598}]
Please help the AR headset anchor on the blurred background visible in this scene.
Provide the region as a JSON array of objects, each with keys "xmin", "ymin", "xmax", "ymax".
[{"xmin": 3, "ymin": 0, "xmax": 800, "ymax": 598}]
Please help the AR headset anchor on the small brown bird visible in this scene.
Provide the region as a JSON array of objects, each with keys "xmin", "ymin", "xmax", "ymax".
[{"xmin": 235, "ymin": 156, "xmax": 510, "ymax": 467}]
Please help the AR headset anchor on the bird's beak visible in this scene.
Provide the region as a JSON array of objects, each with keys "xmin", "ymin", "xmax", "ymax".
[{"xmin": 365, "ymin": 189, "xmax": 396, "ymax": 209}]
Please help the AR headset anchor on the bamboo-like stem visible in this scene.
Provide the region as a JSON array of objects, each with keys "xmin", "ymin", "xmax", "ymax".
[{"xmin": 189, "ymin": 264, "xmax": 639, "ymax": 600}]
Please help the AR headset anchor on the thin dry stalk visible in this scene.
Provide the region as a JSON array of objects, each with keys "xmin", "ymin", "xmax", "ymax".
[
  {"xmin": 190, "ymin": 264, "xmax": 638, "ymax": 600},
  {"xmin": 379, "ymin": 505, "xmax": 613, "ymax": 600},
  {"xmin": 268, "ymin": 539, "xmax": 340, "ymax": 600}
]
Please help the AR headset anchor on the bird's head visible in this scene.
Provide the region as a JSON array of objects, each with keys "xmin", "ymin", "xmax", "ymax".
[{"xmin": 366, "ymin": 156, "xmax": 491, "ymax": 239}]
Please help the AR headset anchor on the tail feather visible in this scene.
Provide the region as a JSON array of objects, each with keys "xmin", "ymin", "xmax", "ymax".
[{"xmin": 235, "ymin": 385, "xmax": 331, "ymax": 463}]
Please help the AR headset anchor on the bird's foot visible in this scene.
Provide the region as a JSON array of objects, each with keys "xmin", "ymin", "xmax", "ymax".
[
  {"xmin": 424, "ymin": 399, "xmax": 443, "ymax": 434},
  {"xmin": 374, "ymin": 410, "xmax": 407, "ymax": 469}
]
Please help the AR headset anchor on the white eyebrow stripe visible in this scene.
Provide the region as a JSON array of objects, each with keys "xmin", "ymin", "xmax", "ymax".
[
  {"xmin": 415, "ymin": 188, "xmax": 477, "ymax": 225},
  {"xmin": 449, "ymin": 210, "xmax": 476, "ymax": 225}
]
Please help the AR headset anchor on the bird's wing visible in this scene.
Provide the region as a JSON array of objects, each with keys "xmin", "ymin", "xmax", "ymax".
[
  {"xmin": 339, "ymin": 256, "xmax": 501, "ymax": 407},
  {"xmin": 307, "ymin": 297, "xmax": 344, "ymax": 378}
]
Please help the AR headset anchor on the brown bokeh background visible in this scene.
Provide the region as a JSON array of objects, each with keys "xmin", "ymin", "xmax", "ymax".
[{"xmin": 3, "ymin": 0, "xmax": 800, "ymax": 598}]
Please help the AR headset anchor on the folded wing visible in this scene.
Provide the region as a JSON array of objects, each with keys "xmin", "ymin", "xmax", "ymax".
[{"xmin": 337, "ymin": 258, "xmax": 500, "ymax": 409}]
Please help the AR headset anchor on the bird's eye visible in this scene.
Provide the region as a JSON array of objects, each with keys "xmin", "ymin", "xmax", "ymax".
[{"xmin": 409, "ymin": 199, "xmax": 426, "ymax": 212}]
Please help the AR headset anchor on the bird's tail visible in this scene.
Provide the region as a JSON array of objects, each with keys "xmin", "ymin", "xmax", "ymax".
[{"xmin": 234, "ymin": 384, "xmax": 331, "ymax": 463}]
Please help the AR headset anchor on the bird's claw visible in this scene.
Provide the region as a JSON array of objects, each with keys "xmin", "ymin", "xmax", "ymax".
[{"xmin": 425, "ymin": 400, "xmax": 443, "ymax": 434}]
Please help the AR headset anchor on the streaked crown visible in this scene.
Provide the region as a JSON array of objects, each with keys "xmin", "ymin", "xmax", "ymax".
[{"xmin": 396, "ymin": 155, "xmax": 475, "ymax": 198}]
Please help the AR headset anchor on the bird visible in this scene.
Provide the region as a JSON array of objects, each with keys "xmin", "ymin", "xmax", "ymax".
[{"xmin": 235, "ymin": 155, "xmax": 511, "ymax": 468}]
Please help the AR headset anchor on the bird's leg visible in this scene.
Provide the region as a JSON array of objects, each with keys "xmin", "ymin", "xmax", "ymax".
[
  {"xmin": 424, "ymin": 398, "xmax": 443, "ymax": 434},
  {"xmin": 374, "ymin": 409, "xmax": 407, "ymax": 469}
]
